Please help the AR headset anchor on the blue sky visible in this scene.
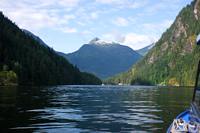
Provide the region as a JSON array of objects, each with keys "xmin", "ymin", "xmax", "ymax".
[{"xmin": 1, "ymin": 0, "xmax": 193, "ymax": 53}]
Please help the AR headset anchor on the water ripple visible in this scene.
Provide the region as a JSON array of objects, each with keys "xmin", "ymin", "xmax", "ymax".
[{"xmin": 0, "ymin": 85, "xmax": 193, "ymax": 133}]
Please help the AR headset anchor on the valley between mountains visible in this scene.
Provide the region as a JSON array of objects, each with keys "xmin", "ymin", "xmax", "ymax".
[{"xmin": 0, "ymin": 0, "xmax": 200, "ymax": 86}]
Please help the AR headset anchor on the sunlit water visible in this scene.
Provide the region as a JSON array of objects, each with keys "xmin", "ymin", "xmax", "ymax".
[{"xmin": 0, "ymin": 85, "xmax": 193, "ymax": 132}]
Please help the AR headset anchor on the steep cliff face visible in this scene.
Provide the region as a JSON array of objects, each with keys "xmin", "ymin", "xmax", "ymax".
[
  {"xmin": 108, "ymin": 0, "xmax": 200, "ymax": 86},
  {"xmin": 194, "ymin": 0, "xmax": 200, "ymax": 20}
]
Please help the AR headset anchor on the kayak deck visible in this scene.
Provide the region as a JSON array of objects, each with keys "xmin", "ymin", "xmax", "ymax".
[{"xmin": 167, "ymin": 110, "xmax": 200, "ymax": 133}]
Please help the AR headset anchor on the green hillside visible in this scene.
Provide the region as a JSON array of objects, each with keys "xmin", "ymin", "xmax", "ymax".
[
  {"xmin": 107, "ymin": 0, "xmax": 200, "ymax": 86},
  {"xmin": 0, "ymin": 12, "xmax": 101, "ymax": 85}
]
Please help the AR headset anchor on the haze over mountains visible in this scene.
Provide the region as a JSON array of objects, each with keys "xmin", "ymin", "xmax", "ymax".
[
  {"xmin": 136, "ymin": 43, "xmax": 155, "ymax": 56},
  {"xmin": 60, "ymin": 38, "xmax": 142, "ymax": 79}
]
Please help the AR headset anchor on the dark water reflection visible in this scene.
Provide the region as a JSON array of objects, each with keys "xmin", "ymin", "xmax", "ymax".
[{"xmin": 0, "ymin": 85, "xmax": 193, "ymax": 132}]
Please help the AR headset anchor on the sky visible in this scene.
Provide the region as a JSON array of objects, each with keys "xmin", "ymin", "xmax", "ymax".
[{"xmin": 0, "ymin": 0, "xmax": 193, "ymax": 53}]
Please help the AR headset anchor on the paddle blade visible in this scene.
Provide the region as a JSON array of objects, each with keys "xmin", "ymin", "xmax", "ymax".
[{"xmin": 197, "ymin": 34, "xmax": 200, "ymax": 45}]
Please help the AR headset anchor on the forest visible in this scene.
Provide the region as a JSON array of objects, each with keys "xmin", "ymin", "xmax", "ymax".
[
  {"xmin": 107, "ymin": 1, "xmax": 200, "ymax": 86},
  {"xmin": 0, "ymin": 12, "xmax": 101, "ymax": 86}
]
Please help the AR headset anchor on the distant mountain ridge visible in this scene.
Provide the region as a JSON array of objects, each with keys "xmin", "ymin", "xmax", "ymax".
[
  {"xmin": 23, "ymin": 29, "xmax": 48, "ymax": 47},
  {"xmin": 60, "ymin": 38, "xmax": 142, "ymax": 79},
  {"xmin": 107, "ymin": 0, "xmax": 200, "ymax": 86},
  {"xmin": 136, "ymin": 43, "xmax": 155, "ymax": 56}
]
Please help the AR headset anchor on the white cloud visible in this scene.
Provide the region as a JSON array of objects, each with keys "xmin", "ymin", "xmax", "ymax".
[
  {"xmin": 90, "ymin": 12, "xmax": 99, "ymax": 19},
  {"xmin": 73, "ymin": 7, "xmax": 95, "ymax": 25},
  {"xmin": 96, "ymin": 0, "xmax": 121, "ymax": 4},
  {"xmin": 123, "ymin": 33, "xmax": 158, "ymax": 50},
  {"xmin": 58, "ymin": 0, "xmax": 80, "ymax": 7},
  {"xmin": 63, "ymin": 14, "xmax": 76, "ymax": 21},
  {"xmin": 101, "ymin": 31, "xmax": 157, "ymax": 50},
  {"xmin": 59, "ymin": 14, "xmax": 76, "ymax": 25},
  {"xmin": 142, "ymin": 20, "xmax": 173, "ymax": 34},
  {"xmin": 129, "ymin": 0, "xmax": 148, "ymax": 9},
  {"xmin": 116, "ymin": 20, "xmax": 173, "ymax": 50},
  {"xmin": 77, "ymin": 21, "xmax": 86, "ymax": 26},
  {"xmin": 0, "ymin": 0, "xmax": 79, "ymax": 33},
  {"xmin": 101, "ymin": 33, "xmax": 116, "ymax": 41},
  {"xmin": 61, "ymin": 27, "xmax": 77, "ymax": 33},
  {"xmin": 81, "ymin": 30, "xmax": 92, "ymax": 35},
  {"xmin": 0, "ymin": 0, "xmax": 190, "ymax": 52},
  {"xmin": 145, "ymin": 3, "xmax": 166, "ymax": 14},
  {"xmin": 143, "ymin": 0, "xmax": 187, "ymax": 16},
  {"xmin": 4, "ymin": 8, "xmax": 58, "ymax": 30},
  {"xmin": 112, "ymin": 17, "xmax": 129, "ymax": 27},
  {"xmin": 95, "ymin": 0, "xmax": 147, "ymax": 9},
  {"xmin": 101, "ymin": 31, "xmax": 125, "ymax": 43}
]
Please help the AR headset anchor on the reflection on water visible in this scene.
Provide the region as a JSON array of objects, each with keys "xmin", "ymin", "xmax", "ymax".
[{"xmin": 0, "ymin": 85, "xmax": 192, "ymax": 132}]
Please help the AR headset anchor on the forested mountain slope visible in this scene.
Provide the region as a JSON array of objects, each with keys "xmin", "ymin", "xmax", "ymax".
[
  {"xmin": 60, "ymin": 38, "xmax": 142, "ymax": 79},
  {"xmin": 0, "ymin": 12, "xmax": 101, "ymax": 85},
  {"xmin": 107, "ymin": 0, "xmax": 200, "ymax": 86}
]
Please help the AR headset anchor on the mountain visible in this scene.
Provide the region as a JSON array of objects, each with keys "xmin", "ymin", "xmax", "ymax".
[
  {"xmin": 107, "ymin": 0, "xmax": 200, "ymax": 86},
  {"xmin": 23, "ymin": 29, "xmax": 48, "ymax": 47},
  {"xmin": 136, "ymin": 43, "xmax": 155, "ymax": 56},
  {"xmin": 0, "ymin": 12, "xmax": 101, "ymax": 85},
  {"xmin": 60, "ymin": 38, "xmax": 142, "ymax": 79}
]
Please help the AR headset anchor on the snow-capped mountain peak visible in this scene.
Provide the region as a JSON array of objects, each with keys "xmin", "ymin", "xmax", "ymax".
[{"xmin": 89, "ymin": 37, "xmax": 117, "ymax": 45}]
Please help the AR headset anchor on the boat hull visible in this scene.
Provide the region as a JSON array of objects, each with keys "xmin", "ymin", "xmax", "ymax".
[{"xmin": 167, "ymin": 110, "xmax": 190, "ymax": 133}]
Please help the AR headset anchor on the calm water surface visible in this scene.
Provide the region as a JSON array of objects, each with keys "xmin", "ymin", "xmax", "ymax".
[{"xmin": 0, "ymin": 85, "xmax": 193, "ymax": 132}]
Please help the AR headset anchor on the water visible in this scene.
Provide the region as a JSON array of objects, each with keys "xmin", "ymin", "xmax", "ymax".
[{"xmin": 0, "ymin": 85, "xmax": 193, "ymax": 133}]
